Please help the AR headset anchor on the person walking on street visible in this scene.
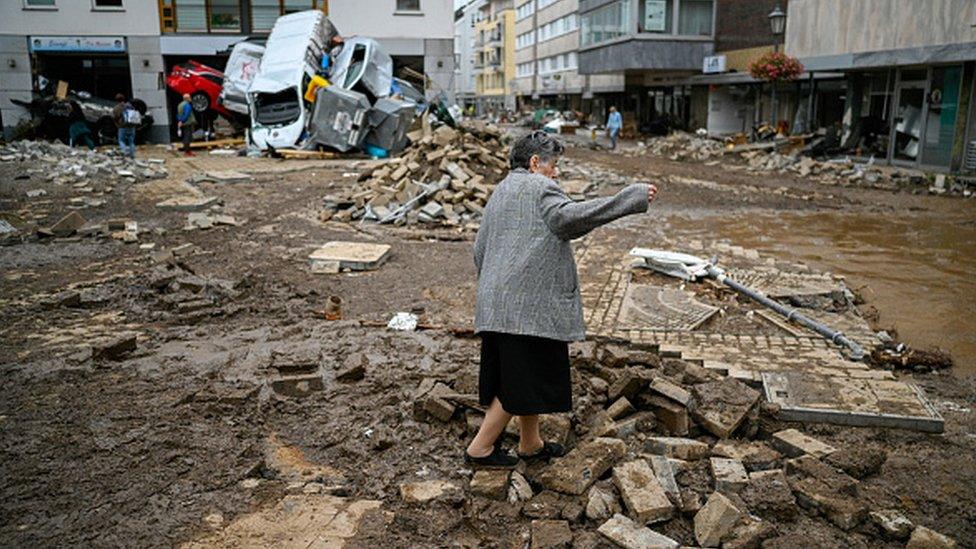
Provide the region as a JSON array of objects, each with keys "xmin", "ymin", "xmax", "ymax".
[
  {"xmin": 67, "ymin": 101, "xmax": 94, "ymax": 150},
  {"xmin": 112, "ymin": 94, "xmax": 136, "ymax": 158},
  {"xmin": 465, "ymin": 131, "xmax": 658, "ymax": 467},
  {"xmin": 176, "ymin": 93, "xmax": 197, "ymax": 156},
  {"xmin": 606, "ymin": 106, "xmax": 622, "ymax": 150}
]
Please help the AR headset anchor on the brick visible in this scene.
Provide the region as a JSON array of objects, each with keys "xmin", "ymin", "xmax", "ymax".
[
  {"xmin": 791, "ymin": 477, "xmax": 866, "ymax": 530},
  {"xmin": 869, "ymin": 509, "xmax": 914, "ymax": 540},
  {"xmin": 585, "ymin": 485, "xmax": 621, "ymax": 521},
  {"xmin": 539, "ymin": 437, "xmax": 626, "ymax": 495},
  {"xmin": 612, "ymin": 460, "xmax": 673, "ymax": 524},
  {"xmin": 691, "ymin": 378, "xmax": 760, "ymax": 438},
  {"xmin": 740, "ymin": 470, "xmax": 797, "ymax": 522},
  {"xmin": 530, "ymin": 519, "xmax": 572, "ymax": 549},
  {"xmin": 645, "ymin": 437, "xmax": 710, "ymax": 461},
  {"xmin": 607, "ymin": 397, "xmax": 635, "ymax": 420},
  {"xmin": 423, "ymin": 395, "xmax": 456, "ymax": 422},
  {"xmin": 612, "ymin": 412, "xmax": 655, "ymax": 439},
  {"xmin": 649, "ymin": 377, "xmax": 692, "ymax": 407},
  {"xmin": 399, "ymin": 480, "xmax": 462, "ymax": 503},
  {"xmin": 645, "ymin": 395, "xmax": 689, "ymax": 436},
  {"xmin": 471, "ymin": 469, "xmax": 510, "ymax": 500},
  {"xmin": 785, "ymin": 456, "xmax": 857, "ymax": 496},
  {"xmin": 710, "ymin": 458, "xmax": 749, "ymax": 493},
  {"xmin": 906, "ymin": 526, "xmax": 956, "ymax": 548},
  {"xmin": 694, "ymin": 492, "xmax": 743, "ymax": 547},
  {"xmin": 607, "ymin": 369, "xmax": 650, "ymax": 402},
  {"xmin": 270, "ymin": 374, "xmax": 324, "ymax": 398},
  {"xmin": 711, "ymin": 440, "xmax": 781, "ymax": 471},
  {"xmin": 647, "ymin": 455, "xmax": 679, "ymax": 501},
  {"xmin": 771, "ymin": 429, "xmax": 836, "ymax": 458},
  {"xmin": 723, "ymin": 517, "xmax": 776, "ymax": 549},
  {"xmin": 597, "ymin": 514, "xmax": 679, "ymax": 549}
]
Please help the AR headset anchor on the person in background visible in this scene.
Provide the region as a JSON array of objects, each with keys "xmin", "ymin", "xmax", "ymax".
[
  {"xmin": 176, "ymin": 93, "xmax": 197, "ymax": 157},
  {"xmin": 112, "ymin": 94, "xmax": 136, "ymax": 158},
  {"xmin": 67, "ymin": 102, "xmax": 94, "ymax": 150},
  {"xmin": 606, "ymin": 105, "xmax": 622, "ymax": 150}
]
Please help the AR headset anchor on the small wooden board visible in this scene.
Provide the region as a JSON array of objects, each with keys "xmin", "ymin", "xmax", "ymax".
[
  {"xmin": 277, "ymin": 149, "xmax": 338, "ymax": 160},
  {"xmin": 172, "ymin": 138, "xmax": 245, "ymax": 151}
]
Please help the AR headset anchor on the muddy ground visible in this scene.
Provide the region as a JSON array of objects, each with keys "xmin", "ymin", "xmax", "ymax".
[{"xmin": 0, "ymin": 141, "xmax": 974, "ymax": 547}]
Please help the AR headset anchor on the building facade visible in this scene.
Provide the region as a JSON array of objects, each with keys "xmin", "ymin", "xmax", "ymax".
[
  {"xmin": 455, "ymin": 0, "xmax": 487, "ymax": 109},
  {"xmin": 512, "ymin": 0, "xmax": 624, "ymax": 115},
  {"xmin": 472, "ymin": 0, "xmax": 516, "ymax": 112},
  {"xmin": 1, "ymin": 0, "xmax": 455, "ymax": 142}
]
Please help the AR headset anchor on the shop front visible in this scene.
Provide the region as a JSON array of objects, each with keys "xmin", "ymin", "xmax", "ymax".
[{"xmin": 29, "ymin": 36, "xmax": 132, "ymax": 101}]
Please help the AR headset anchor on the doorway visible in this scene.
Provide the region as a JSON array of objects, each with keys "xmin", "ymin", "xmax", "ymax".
[{"xmin": 889, "ymin": 66, "xmax": 964, "ymax": 169}]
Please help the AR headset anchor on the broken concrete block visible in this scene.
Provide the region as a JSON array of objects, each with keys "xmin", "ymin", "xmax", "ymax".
[
  {"xmin": 869, "ymin": 509, "xmax": 914, "ymax": 540},
  {"xmin": 690, "ymin": 378, "xmax": 760, "ymax": 438},
  {"xmin": 471, "ymin": 469, "xmax": 510, "ymax": 500},
  {"xmin": 523, "ymin": 490, "xmax": 569, "ymax": 519},
  {"xmin": 51, "ymin": 211, "xmax": 86, "ymax": 236},
  {"xmin": 711, "ymin": 440, "xmax": 781, "ymax": 471},
  {"xmin": 612, "ymin": 460, "xmax": 673, "ymax": 523},
  {"xmin": 645, "ymin": 437, "xmax": 709, "ymax": 461},
  {"xmin": 156, "ymin": 195, "xmax": 218, "ymax": 211},
  {"xmin": 335, "ymin": 352, "xmax": 367, "ymax": 382},
  {"xmin": 612, "ymin": 412, "xmax": 654, "ymax": 439},
  {"xmin": 399, "ymin": 480, "xmax": 462, "ymax": 503},
  {"xmin": 645, "ymin": 395, "xmax": 689, "ymax": 436},
  {"xmin": 539, "ymin": 437, "xmax": 626, "ymax": 495},
  {"xmin": 722, "ymin": 516, "xmax": 776, "ymax": 549},
  {"xmin": 649, "ymin": 377, "xmax": 692, "ymax": 407},
  {"xmin": 91, "ymin": 333, "xmax": 137, "ymax": 360},
  {"xmin": 585, "ymin": 484, "xmax": 621, "ymax": 521},
  {"xmin": 597, "ymin": 513, "xmax": 679, "ymax": 549},
  {"xmin": 710, "ymin": 457, "xmax": 749, "ymax": 493},
  {"xmin": 187, "ymin": 212, "xmax": 214, "ymax": 229},
  {"xmin": 509, "ymin": 470, "xmax": 534, "ymax": 502},
  {"xmin": 607, "ymin": 397, "xmax": 635, "ymax": 420},
  {"xmin": 786, "ymin": 455, "xmax": 858, "ymax": 495},
  {"xmin": 270, "ymin": 375, "xmax": 324, "ymax": 398},
  {"xmin": 791, "ymin": 477, "xmax": 866, "ymax": 530},
  {"xmin": 308, "ymin": 241, "xmax": 391, "ymax": 271},
  {"xmin": 824, "ymin": 446, "xmax": 886, "ymax": 479},
  {"xmin": 530, "ymin": 519, "xmax": 572, "ymax": 549},
  {"xmin": 694, "ymin": 491, "xmax": 743, "ymax": 547},
  {"xmin": 740, "ymin": 469, "xmax": 797, "ymax": 522},
  {"xmin": 419, "ymin": 201, "xmax": 445, "ymax": 219},
  {"xmin": 647, "ymin": 455, "xmax": 679, "ymax": 501},
  {"xmin": 607, "ymin": 370, "xmax": 650, "ymax": 402},
  {"xmin": 423, "ymin": 394, "xmax": 456, "ymax": 422},
  {"xmin": 906, "ymin": 526, "xmax": 957, "ymax": 548},
  {"xmin": 771, "ymin": 429, "xmax": 836, "ymax": 458}
]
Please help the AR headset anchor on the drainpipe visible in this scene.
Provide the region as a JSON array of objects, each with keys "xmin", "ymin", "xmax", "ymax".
[{"xmin": 806, "ymin": 71, "xmax": 815, "ymax": 130}]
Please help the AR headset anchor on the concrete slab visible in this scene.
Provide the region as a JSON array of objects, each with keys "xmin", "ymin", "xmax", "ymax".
[
  {"xmin": 618, "ymin": 283, "xmax": 719, "ymax": 331},
  {"xmin": 308, "ymin": 241, "xmax": 392, "ymax": 271},
  {"xmin": 762, "ymin": 372, "xmax": 944, "ymax": 433}
]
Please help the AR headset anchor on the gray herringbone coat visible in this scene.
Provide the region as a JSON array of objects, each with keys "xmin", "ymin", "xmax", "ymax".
[{"xmin": 474, "ymin": 168, "xmax": 649, "ymax": 341}]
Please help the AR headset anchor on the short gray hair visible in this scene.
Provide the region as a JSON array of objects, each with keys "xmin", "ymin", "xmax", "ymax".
[{"xmin": 509, "ymin": 130, "xmax": 565, "ymax": 170}]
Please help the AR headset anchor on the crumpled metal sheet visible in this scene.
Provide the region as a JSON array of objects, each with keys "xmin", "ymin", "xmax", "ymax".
[
  {"xmin": 364, "ymin": 97, "xmax": 416, "ymax": 153},
  {"xmin": 330, "ymin": 37, "xmax": 393, "ymax": 100},
  {"xmin": 220, "ymin": 42, "xmax": 265, "ymax": 115},
  {"xmin": 305, "ymin": 85, "xmax": 371, "ymax": 152}
]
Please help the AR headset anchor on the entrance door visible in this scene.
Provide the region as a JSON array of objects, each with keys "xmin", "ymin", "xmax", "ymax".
[
  {"xmin": 920, "ymin": 66, "xmax": 963, "ymax": 168},
  {"xmin": 890, "ymin": 69, "xmax": 927, "ymax": 165}
]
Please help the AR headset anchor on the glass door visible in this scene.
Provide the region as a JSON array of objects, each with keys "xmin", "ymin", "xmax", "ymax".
[
  {"xmin": 920, "ymin": 65, "xmax": 963, "ymax": 168},
  {"xmin": 890, "ymin": 69, "xmax": 927, "ymax": 165}
]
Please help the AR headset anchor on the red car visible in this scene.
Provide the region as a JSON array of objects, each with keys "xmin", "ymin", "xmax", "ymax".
[{"xmin": 165, "ymin": 60, "xmax": 234, "ymax": 119}]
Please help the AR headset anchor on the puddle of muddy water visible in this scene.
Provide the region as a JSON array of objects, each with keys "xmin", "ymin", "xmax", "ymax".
[{"xmin": 665, "ymin": 211, "xmax": 976, "ymax": 377}]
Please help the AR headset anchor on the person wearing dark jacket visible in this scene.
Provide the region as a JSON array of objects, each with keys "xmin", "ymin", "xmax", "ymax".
[
  {"xmin": 176, "ymin": 93, "xmax": 197, "ymax": 156},
  {"xmin": 67, "ymin": 102, "xmax": 94, "ymax": 150},
  {"xmin": 112, "ymin": 93, "xmax": 136, "ymax": 158},
  {"xmin": 464, "ymin": 131, "xmax": 658, "ymax": 467}
]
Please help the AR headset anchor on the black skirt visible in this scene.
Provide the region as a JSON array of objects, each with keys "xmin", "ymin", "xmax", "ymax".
[{"xmin": 479, "ymin": 331, "xmax": 572, "ymax": 415}]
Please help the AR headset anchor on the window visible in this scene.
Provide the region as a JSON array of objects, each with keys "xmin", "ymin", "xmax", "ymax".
[
  {"xmin": 516, "ymin": 0, "xmax": 534, "ymax": 20},
  {"xmin": 24, "ymin": 0, "xmax": 56, "ymax": 7},
  {"xmin": 678, "ymin": 0, "xmax": 713, "ymax": 35},
  {"xmin": 581, "ymin": 0, "xmax": 632, "ymax": 46},
  {"xmin": 517, "ymin": 62, "xmax": 534, "ymax": 77},
  {"xmin": 396, "ymin": 0, "xmax": 420, "ymax": 11},
  {"xmin": 536, "ymin": 13, "xmax": 577, "ymax": 43},
  {"xmin": 209, "ymin": 0, "xmax": 241, "ymax": 31},
  {"xmin": 516, "ymin": 31, "xmax": 535, "ymax": 49},
  {"xmin": 537, "ymin": 0, "xmax": 557, "ymax": 9},
  {"xmin": 93, "ymin": 0, "xmax": 123, "ymax": 7},
  {"xmin": 640, "ymin": 0, "xmax": 672, "ymax": 33},
  {"xmin": 177, "ymin": 0, "xmax": 208, "ymax": 31},
  {"xmin": 252, "ymin": 0, "xmax": 281, "ymax": 29}
]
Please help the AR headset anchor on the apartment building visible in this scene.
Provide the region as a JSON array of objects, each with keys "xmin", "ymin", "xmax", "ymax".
[
  {"xmin": 512, "ymin": 0, "xmax": 623, "ymax": 114},
  {"xmin": 455, "ymin": 0, "xmax": 487, "ymax": 109},
  {"xmin": 473, "ymin": 0, "xmax": 516, "ymax": 112}
]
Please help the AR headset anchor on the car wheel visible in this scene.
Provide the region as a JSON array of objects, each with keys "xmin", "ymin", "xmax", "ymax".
[{"xmin": 191, "ymin": 92, "xmax": 210, "ymax": 113}]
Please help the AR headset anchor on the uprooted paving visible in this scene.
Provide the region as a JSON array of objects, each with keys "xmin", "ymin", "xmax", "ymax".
[{"xmin": 0, "ymin": 133, "xmax": 973, "ymax": 547}]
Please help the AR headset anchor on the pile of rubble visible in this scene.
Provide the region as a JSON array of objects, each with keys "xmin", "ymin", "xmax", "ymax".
[
  {"xmin": 630, "ymin": 132, "xmax": 727, "ymax": 162},
  {"xmin": 321, "ymin": 124, "xmax": 509, "ymax": 228},
  {"xmin": 405, "ymin": 341, "xmax": 958, "ymax": 548},
  {"xmin": 0, "ymin": 140, "xmax": 167, "ymax": 186}
]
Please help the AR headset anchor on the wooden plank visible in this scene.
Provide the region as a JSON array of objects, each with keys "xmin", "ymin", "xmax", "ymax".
[
  {"xmin": 171, "ymin": 138, "xmax": 245, "ymax": 151},
  {"xmin": 277, "ymin": 149, "xmax": 339, "ymax": 160}
]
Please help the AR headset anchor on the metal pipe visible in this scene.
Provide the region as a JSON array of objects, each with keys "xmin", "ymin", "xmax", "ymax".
[{"xmin": 706, "ymin": 266, "xmax": 865, "ymax": 360}]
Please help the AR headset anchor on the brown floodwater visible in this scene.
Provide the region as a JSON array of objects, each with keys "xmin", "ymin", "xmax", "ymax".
[{"xmin": 666, "ymin": 211, "xmax": 976, "ymax": 376}]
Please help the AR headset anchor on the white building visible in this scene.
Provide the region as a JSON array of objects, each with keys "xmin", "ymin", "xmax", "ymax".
[
  {"xmin": 512, "ymin": 0, "xmax": 622, "ymax": 113},
  {"xmin": 455, "ymin": 0, "xmax": 486, "ymax": 108}
]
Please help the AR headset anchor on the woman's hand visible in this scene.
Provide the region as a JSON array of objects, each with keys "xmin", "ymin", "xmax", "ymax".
[{"xmin": 647, "ymin": 184, "xmax": 658, "ymax": 205}]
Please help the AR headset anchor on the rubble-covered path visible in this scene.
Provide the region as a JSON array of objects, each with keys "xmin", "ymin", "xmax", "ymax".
[{"xmin": 0, "ymin": 141, "xmax": 974, "ymax": 547}]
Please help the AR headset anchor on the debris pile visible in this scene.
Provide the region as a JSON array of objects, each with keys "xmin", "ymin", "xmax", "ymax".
[
  {"xmin": 631, "ymin": 131, "xmax": 726, "ymax": 161},
  {"xmin": 0, "ymin": 140, "xmax": 167, "ymax": 185},
  {"xmin": 321, "ymin": 124, "xmax": 509, "ymax": 228},
  {"xmin": 401, "ymin": 340, "xmax": 958, "ymax": 547}
]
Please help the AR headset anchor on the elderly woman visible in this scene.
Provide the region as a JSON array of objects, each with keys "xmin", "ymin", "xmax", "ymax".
[{"xmin": 466, "ymin": 131, "xmax": 658, "ymax": 467}]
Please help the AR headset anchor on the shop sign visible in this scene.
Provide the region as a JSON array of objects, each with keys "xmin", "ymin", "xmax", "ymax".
[
  {"xmin": 644, "ymin": 0, "xmax": 667, "ymax": 31},
  {"xmin": 29, "ymin": 36, "xmax": 127, "ymax": 53},
  {"xmin": 703, "ymin": 55, "xmax": 727, "ymax": 74}
]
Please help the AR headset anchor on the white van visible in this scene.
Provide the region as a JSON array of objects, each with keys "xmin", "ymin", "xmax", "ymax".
[{"xmin": 247, "ymin": 10, "xmax": 337, "ymax": 150}]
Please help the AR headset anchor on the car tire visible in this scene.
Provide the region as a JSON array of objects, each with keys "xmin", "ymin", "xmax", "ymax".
[{"xmin": 191, "ymin": 92, "xmax": 210, "ymax": 113}]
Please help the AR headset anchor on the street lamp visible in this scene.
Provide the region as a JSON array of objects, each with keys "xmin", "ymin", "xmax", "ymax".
[{"xmin": 768, "ymin": 4, "xmax": 786, "ymax": 127}]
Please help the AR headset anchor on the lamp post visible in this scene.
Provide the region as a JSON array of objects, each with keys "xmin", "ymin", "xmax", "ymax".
[{"xmin": 768, "ymin": 4, "xmax": 786, "ymax": 126}]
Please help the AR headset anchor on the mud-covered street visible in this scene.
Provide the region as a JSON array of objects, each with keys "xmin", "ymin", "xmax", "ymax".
[{"xmin": 1, "ymin": 135, "xmax": 974, "ymax": 547}]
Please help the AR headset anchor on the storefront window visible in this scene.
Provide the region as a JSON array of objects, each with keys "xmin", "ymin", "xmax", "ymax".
[
  {"xmin": 210, "ymin": 0, "xmax": 241, "ymax": 31},
  {"xmin": 922, "ymin": 65, "xmax": 962, "ymax": 168},
  {"xmin": 581, "ymin": 0, "xmax": 632, "ymax": 47},
  {"xmin": 640, "ymin": 0, "xmax": 672, "ymax": 33},
  {"xmin": 678, "ymin": 0, "xmax": 712, "ymax": 35}
]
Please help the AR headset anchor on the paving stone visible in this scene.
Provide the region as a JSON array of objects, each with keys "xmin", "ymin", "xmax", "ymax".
[
  {"xmin": 791, "ymin": 477, "xmax": 866, "ymax": 530},
  {"xmin": 530, "ymin": 519, "xmax": 572, "ymax": 549},
  {"xmin": 645, "ymin": 437, "xmax": 710, "ymax": 460},
  {"xmin": 607, "ymin": 369, "xmax": 651, "ymax": 402},
  {"xmin": 694, "ymin": 491, "xmax": 743, "ymax": 547},
  {"xmin": 649, "ymin": 377, "xmax": 693, "ymax": 407},
  {"xmin": 869, "ymin": 509, "xmax": 914, "ymax": 540},
  {"xmin": 906, "ymin": 525, "xmax": 956, "ymax": 548},
  {"xmin": 647, "ymin": 455, "xmax": 679, "ymax": 501},
  {"xmin": 398, "ymin": 480, "xmax": 462, "ymax": 503},
  {"xmin": 711, "ymin": 440, "xmax": 781, "ymax": 471},
  {"xmin": 722, "ymin": 516, "xmax": 777, "ymax": 549},
  {"xmin": 471, "ymin": 469, "xmax": 510, "ymax": 500},
  {"xmin": 612, "ymin": 411, "xmax": 655, "ymax": 439},
  {"xmin": 612, "ymin": 460, "xmax": 673, "ymax": 523},
  {"xmin": 607, "ymin": 397, "xmax": 635, "ymax": 420},
  {"xmin": 307, "ymin": 241, "xmax": 391, "ymax": 271},
  {"xmin": 691, "ymin": 378, "xmax": 760, "ymax": 438},
  {"xmin": 785, "ymin": 455, "xmax": 857, "ymax": 496},
  {"xmin": 585, "ymin": 484, "xmax": 621, "ymax": 521},
  {"xmin": 597, "ymin": 514, "xmax": 679, "ymax": 549},
  {"xmin": 270, "ymin": 374, "xmax": 324, "ymax": 399},
  {"xmin": 91, "ymin": 333, "xmax": 138, "ymax": 360},
  {"xmin": 571, "ymin": 531, "xmax": 604, "ymax": 549},
  {"xmin": 771, "ymin": 429, "xmax": 836, "ymax": 458},
  {"xmin": 539, "ymin": 437, "xmax": 626, "ymax": 495},
  {"xmin": 509, "ymin": 471, "xmax": 534, "ymax": 503},
  {"xmin": 524, "ymin": 490, "xmax": 571, "ymax": 519},
  {"xmin": 645, "ymin": 395, "xmax": 689, "ymax": 435},
  {"xmin": 824, "ymin": 446, "xmax": 887, "ymax": 479},
  {"xmin": 710, "ymin": 457, "xmax": 749, "ymax": 493},
  {"xmin": 739, "ymin": 469, "xmax": 797, "ymax": 522},
  {"xmin": 679, "ymin": 490, "xmax": 702, "ymax": 516}
]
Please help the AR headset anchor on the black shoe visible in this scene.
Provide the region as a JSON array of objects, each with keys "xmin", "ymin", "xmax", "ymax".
[
  {"xmin": 517, "ymin": 442, "xmax": 566, "ymax": 463},
  {"xmin": 464, "ymin": 445, "xmax": 518, "ymax": 468}
]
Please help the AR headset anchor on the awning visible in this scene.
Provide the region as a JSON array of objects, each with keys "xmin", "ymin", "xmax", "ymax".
[{"xmin": 684, "ymin": 71, "xmax": 845, "ymax": 86}]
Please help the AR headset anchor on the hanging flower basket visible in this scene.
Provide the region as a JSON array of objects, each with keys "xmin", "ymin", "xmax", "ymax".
[{"xmin": 749, "ymin": 51, "xmax": 804, "ymax": 82}]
